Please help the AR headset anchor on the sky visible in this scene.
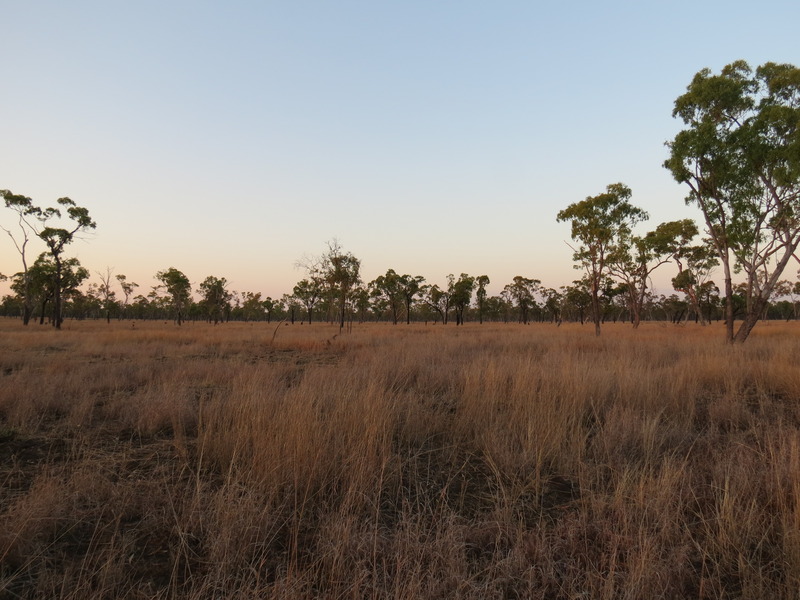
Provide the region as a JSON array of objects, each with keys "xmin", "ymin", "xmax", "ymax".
[{"xmin": 2, "ymin": 0, "xmax": 799, "ymax": 301}]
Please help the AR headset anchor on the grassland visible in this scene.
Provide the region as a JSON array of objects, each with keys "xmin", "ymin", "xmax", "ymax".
[{"xmin": 1, "ymin": 318, "xmax": 800, "ymax": 599}]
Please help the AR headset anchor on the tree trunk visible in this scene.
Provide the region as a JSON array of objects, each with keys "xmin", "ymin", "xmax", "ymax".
[
  {"xmin": 733, "ymin": 296, "xmax": 769, "ymax": 343},
  {"xmin": 53, "ymin": 257, "xmax": 63, "ymax": 330},
  {"xmin": 591, "ymin": 290, "xmax": 601, "ymax": 336},
  {"xmin": 722, "ymin": 260, "xmax": 735, "ymax": 343}
]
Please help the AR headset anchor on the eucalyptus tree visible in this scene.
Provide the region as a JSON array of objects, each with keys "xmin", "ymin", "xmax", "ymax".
[
  {"xmin": 37, "ymin": 198, "xmax": 97, "ymax": 329},
  {"xmin": 198, "ymin": 276, "xmax": 232, "ymax": 324},
  {"xmin": 1, "ymin": 190, "xmax": 39, "ymax": 324},
  {"xmin": 399, "ymin": 273, "xmax": 425, "ymax": 324},
  {"xmin": 281, "ymin": 293, "xmax": 301, "ymax": 324},
  {"xmin": 370, "ymin": 269, "xmax": 404, "ymax": 324},
  {"xmin": 351, "ymin": 286, "xmax": 371, "ymax": 323},
  {"xmin": 541, "ymin": 287, "xmax": 564, "ymax": 324},
  {"xmin": 562, "ymin": 279, "xmax": 592, "ymax": 324},
  {"xmin": 608, "ymin": 219, "xmax": 698, "ymax": 328},
  {"xmin": 557, "ymin": 183, "xmax": 647, "ymax": 336},
  {"xmin": 423, "ymin": 283, "xmax": 451, "ymax": 324},
  {"xmin": 96, "ymin": 267, "xmax": 118, "ymax": 323},
  {"xmin": 261, "ymin": 296, "xmax": 281, "ymax": 322},
  {"xmin": 298, "ymin": 240, "xmax": 361, "ymax": 330},
  {"xmin": 239, "ymin": 292, "xmax": 264, "ymax": 322},
  {"xmin": 671, "ymin": 239, "xmax": 719, "ymax": 325},
  {"xmin": 293, "ymin": 278, "xmax": 323, "ymax": 324},
  {"xmin": 14, "ymin": 253, "xmax": 89, "ymax": 325},
  {"xmin": 773, "ymin": 279, "xmax": 800, "ymax": 320},
  {"xmin": 503, "ymin": 276, "xmax": 541, "ymax": 324},
  {"xmin": 450, "ymin": 273, "xmax": 475, "ymax": 325},
  {"xmin": 665, "ymin": 60, "xmax": 800, "ymax": 342},
  {"xmin": 322, "ymin": 241, "xmax": 361, "ymax": 330},
  {"xmin": 156, "ymin": 267, "xmax": 192, "ymax": 325},
  {"xmin": 115, "ymin": 274, "xmax": 138, "ymax": 319},
  {"xmin": 484, "ymin": 294, "xmax": 510, "ymax": 323},
  {"xmin": 474, "ymin": 275, "xmax": 490, "ymax": 324}
]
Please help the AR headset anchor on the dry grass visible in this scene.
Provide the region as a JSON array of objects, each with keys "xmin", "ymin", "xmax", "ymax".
[{"xmin": 1, "ymin": 318, "xmax": 800, "ymax": 598}]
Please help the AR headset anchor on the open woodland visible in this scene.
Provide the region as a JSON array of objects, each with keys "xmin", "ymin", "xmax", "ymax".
[{"xmin": 2, "ymin": 319, "xmax": 800, "ymax": 598}]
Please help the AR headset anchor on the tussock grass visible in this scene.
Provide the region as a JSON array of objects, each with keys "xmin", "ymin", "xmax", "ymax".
[{"xmin": 1, "ymin": 318, "xmax": 800, "ymax": 598}]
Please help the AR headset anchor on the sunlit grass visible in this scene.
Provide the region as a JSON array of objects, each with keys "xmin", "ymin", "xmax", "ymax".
[{"xmin": 1, "ymin": 318, "xmax": 800, "ymax": 598}]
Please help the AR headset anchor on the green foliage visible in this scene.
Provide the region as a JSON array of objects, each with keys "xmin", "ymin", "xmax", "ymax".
[
  {"xmin": 156, "ymin": 267, "xmax": 192, "ymax": 325},
  {"xmin": 370, "ymin": 269, "xmax": 404, "ymax": 324},
  {"xmin": 293, "ymin": 278, "xmax": 323, "ymax": 324},
  {"xmin": 450, "ymin": 273, "xmax": 475, "ymax": 325},
  {"xmin": 557, "ymin": 183, "xmax": 647, "ymax": 335},
  {"xmin": 608, "ymin": 218, "xmax": 699, "ymax": 328},
  {"xmin": 198, "ymin": 276, "xmax": 232, "ymax": 324},
  {"xmin": 12, "ymin": 253, "xmax": 89, "ymax": 323},
  {"xmin": 665, "ymin": 60, "xmax": 800, "ymax": 342},
  {"xmin": 503, "ymin": 276, "xmax": 540, "ymax": 324}
]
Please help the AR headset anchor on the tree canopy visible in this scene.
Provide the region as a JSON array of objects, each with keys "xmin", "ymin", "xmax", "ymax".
[{"xmin": 665, "ymin": 60, "xmax": 800, "ymax": 342}]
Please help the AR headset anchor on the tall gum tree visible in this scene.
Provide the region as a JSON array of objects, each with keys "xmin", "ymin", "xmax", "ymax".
[
  {"xmin": 322, "ymin": 241, "xmax": 361, "ymax": 331},
  {"xmin": 450, "ymin": 273, "xmax": 475, "ymax": 325},
  {"xmin": 557, "ymin": 183, "xmax": 647, "ymax": 336},
  {"xmin": 2, "ymin": 190, "xmax": 44, "ymax": 325},
  {"xmin": 475, "ymin": 275, "xmax": 490, "ymax": 324},
  {"xmin": 670, "ymin": 238, "xmax": 719, "ymax": 325},
  {"xmin": 608, "ymin": 219, "xmax": 698, "ymax": 328},
  {"xmin": 665, "ymin": 60, "xmax": 800, "ymax": 343},
  {"xmin": 296, "ymin": 240, "xmax": 361, "ymax": 330},
  {"xmin": 156, "ymin": 267, "xmax": 192, "ymax": 325},
  {"xmin": 36, "ymin": 198, "xmax": 96, "ymax": 329},
  {"xmin": 370, "ymin": 269, "xmax": 404, "ymax": 324}
]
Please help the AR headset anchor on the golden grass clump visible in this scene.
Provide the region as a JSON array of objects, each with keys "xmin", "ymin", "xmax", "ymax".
[{"xmin": 1, "ymin": 318, "xmax": 800, "ymax": 598}]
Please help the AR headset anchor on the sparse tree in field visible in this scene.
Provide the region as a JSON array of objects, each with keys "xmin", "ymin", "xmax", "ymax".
[
  {"xmin": 297, "ymin": 240, "xmax": 361, "ymax": 330},
  {"xmin": 423, "ymin": 283, "xmax": 451, "ymax": 324},
  {"xmin": 156, "ymin": 267, "xmax": 192, "ymax": 325},
  {"xmin": 281, "ymin": 294, "xmax": 300, "ymax": 324},
  {"xmin": 475, "ymin": 275, "xmax": 490, "ymax": 324},
  {"xmin": 771, "ymin": 280, "xmax": 797, "ymax": 320},
  {"xmin": 671, "ymin": 239, "xmax": 719, "ymax": 325},
  {"xmin": 557, "ymin": 183, "xmax": 647, "ymax": 336},
  {"xmin": 293, "ymin": 278, "xmax": 323, "ymax": 324},
  {"xmin": 351, "ymin": 285, "xmax": 371, "ymax": 323},
  {"xmin": 503, "ymin": 276, "xmax": 541, "ymax": 324},
  {"xmin": 115, "ymin": 274, "xmax": 138, "ymax": 319},
  {"xmin": 96, "ymin": 267, "xmax": 118, "ymax": 323},
  {"xmin": 665, "ymin": 60, "xmax": 800, "ymax": 343},
  {"xmin": 450, "ymin": 274, "xmax": 475, "ymax": 325},
  {"xmin": 198, "ymin": 276, "xmax": 232, "ymax": 324},
  {"xmin": 370, "ymin": 269, "xmax": 404, "ymax": 324},
  {"xmin": 261, "ymin": 296, "xmax": 281, "ymax": 323},
  {"xmin": 608, "ymin": 219, "xmax": 698, "ymax": 328},
  {"xmin": 774, "ymin": 279, "xmax": 800, "ymax": 320},
  {"xmin": 660, "ymin": 294, "xmax": 690, "ymax": 323},
  {"xmin": 239, "ymin": 292, "xmax": 264, "ymax": 322},
  {"xmin": 36, "ymin": 197, "xmax": 97, "ymax": 329},
  {"xmin": 541, "ymin": 287, "xmax": 563, "ymax": 324},
  {"xmin": 321, "ymin": 241, "xmax": 361, "ymax": 331},
  {"xmin": 481, "ymin": 294, "xmax": 509, "ymax": 323},
  {"xmin": 13, "ymin": 253, "xmax": 89, "ymax": 325},
  {"xmin": 562, "ymin": 279, "xmax": 592, "ymax": 324},
  {"xmin": 1, "ymin": 189, "xmax": 41, "ymax": 325},
  {"xmin": 399, "ymin": 274, "xmax": 425, "ymax": 324}
]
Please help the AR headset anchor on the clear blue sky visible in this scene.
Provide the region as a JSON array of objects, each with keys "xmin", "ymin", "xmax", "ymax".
[{"xmin": 2, "ymin": 1, "xmax": 799, "ymax": 300}]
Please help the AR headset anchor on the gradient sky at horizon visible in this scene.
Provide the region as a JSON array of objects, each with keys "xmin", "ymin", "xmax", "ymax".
[{"xmin": 2, "ymin": 1, "xmax": 799, "ymax": 300}]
